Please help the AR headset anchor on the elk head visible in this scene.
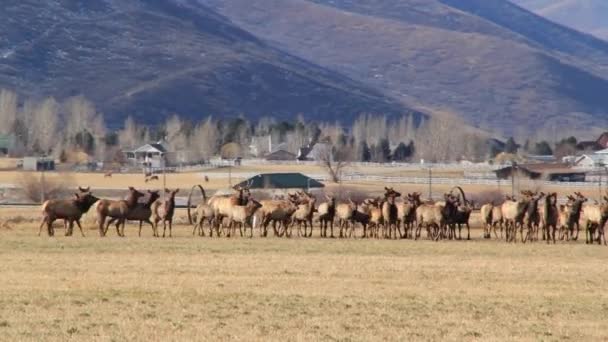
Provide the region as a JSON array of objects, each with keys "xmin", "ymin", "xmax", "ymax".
[{"xmin": 78, "ymin": 186, "xmax": 90, "ymax": 193}]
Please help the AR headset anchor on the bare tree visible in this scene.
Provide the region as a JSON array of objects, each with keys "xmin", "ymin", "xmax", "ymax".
[
  {"xmin": 318, "ymin": 143, "xmax": 348, "ymax": 183},
  {"xmin": 0, "ymin": 89, "xmax": 17, "ymax": 135},
  {"xmin": 31, "ymin": 97, "xmax": 60, "ymax": 154},
  {"xmin": 190, "ymin": 117, "xmax": 219, "ymax": 161}
]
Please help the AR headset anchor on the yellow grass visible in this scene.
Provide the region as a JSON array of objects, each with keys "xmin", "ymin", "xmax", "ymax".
[{"xmin": 1, "ymin": 220, "xmax": 608, "ymax": 341}]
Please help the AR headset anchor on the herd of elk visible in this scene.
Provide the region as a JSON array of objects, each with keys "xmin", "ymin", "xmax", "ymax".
[
  {"xmin": 37, "ymin": 184, "xmax": 608, "ymax": 245},
  {"xmin": 478, "ymin": 190, "xmax": 607, "ymax": 245}
]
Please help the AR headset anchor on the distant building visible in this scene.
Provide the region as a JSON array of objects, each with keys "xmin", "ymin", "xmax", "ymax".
[
  {"xmin": 297, "ymin": 143, "xmax": 330, "ymax": 161},
  {"xmin": 22, "ymin": 157, "xmax": 55, "ymax": 171},
  {"xmin": 574, "ymin": 154, "xmax": 608, "ymax": 168},
  {"xmin": 494, "ymin": 163, "xmax": 586, "ymax": 182},
  {"xmin": 233, "ymin": 173, "xmax": 324, "ymax": 190},
  {"xmin": 576, "ymin": 132, "xmax": 608, "ymax": 151},
  {"xmin": 265, "ymin": 150, "xmax": 296, "ymax": 161},
  {"xmin": 124, "ymin": 141, "xmax": 175, "ymax": 168},
  {"xmin": 0, "ymin": 134, "xmax": 15, "ymax": 155}
]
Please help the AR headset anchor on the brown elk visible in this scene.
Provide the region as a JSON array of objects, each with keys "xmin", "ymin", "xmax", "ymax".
[
  {"xmin": 96, "ymin": 187, "xmax": 145, "ymax": 237},
  {"xmin": 227, "ymin": 199, "xmax": 263, "ymax": 238},
  {"xmin": 105, "ymin": 190, "xmax": 161, "ymax": 237},
  {"xmin": 152, "ymin": 188, "xmax": 179, "ymax": 238},
  {"xmin": 566, "ymin": 192, "xmax": 587, "ymax": 241},
  {"xmin": 39, "ymin": 190, "xmax": 99, "ymax": 237},
  {"xmin": 448, "ymin": 187, "xmax": 472, "ymax": 240},
  {"xmin": 318, "ymin": 194, "xmax": 336, "ymax": 238},
  {"xmin": 523, "ymin": 191, "xmax": 544, "ymax": 242},
  {"xmin": 382, "ymin": 187, "xmax": 401, "ymax": 239},
  {"xmin": 145, "ymin": 175, "xmax": 159, "ymax": 183},
  {"xmin": 104, "ymin": 171, "xmax": 113, "ymax": 178},
  {"xmin": 540, "ymin": 193, "xmax": 559, "ymax": 243},
  {"xmin": 258, "ymin": 193, "xmax": 299, "ymax": 237}
]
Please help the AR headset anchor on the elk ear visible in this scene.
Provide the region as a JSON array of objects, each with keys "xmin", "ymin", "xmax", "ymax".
[
  {"xmin": 174, "ymin": 189, "xmax": 180, "ymax": 194},
  {"xmin": 74, "ymin": 193, "xmax": 80, "ymax": 199},
  {"xmin": 165, "ymin": 188, "xmax": 171, "ymax": 193},
  {"xmin": 128, "ymin": 186, "xmax": 135, "ymax": 191}
]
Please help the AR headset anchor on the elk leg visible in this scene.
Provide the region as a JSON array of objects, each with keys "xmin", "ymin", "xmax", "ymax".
[
  {"xmin": 75, "ymin": 220, "xmax": 85, "ymax": 237},
  {"xmin": 162, "ymin": 220, "xmax": 167, "ymax": 238},
  {"xmin": 169, "ymin": 219, "xmax": 173, "ymax": 237},
  {"xmin": 39, "ymin": 217, "xmax": 49, "ymax": 236}
]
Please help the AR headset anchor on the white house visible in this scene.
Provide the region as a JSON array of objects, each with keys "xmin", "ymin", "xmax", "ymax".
[
  {"xmin": 574, "ymin": 154, "xmax": 608, "ymax": 168},
  {"xmin": 124, "ymin": 141, "xmax": 173, "ymax": 168}
]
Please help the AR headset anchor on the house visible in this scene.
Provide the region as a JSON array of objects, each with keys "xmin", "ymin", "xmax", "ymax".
[
  {"xmin": 233, "ymin": 173, "xmax": 324, "ymax": 190},
  {"xmin": 22, "ymin": 157, "xmax": 55, "ymax": 171},
  {"xmin": 297, "ymin": 143, "xmax": 330, "ymax": 161},
  {"xmin": 494, "ymin": 163, "xmax": 586, "ymax": 182},
  {"xmin": 0, "ymin": 134, "xmax": 15, "ymax": 155},
  {"xmin": 124, "ymin": 141, "xmax": 175, "ymax": 168},
  {"xmin": 249, "ymin": 136, "xmax": 290, "ymax": 157},
  {"xmin": 265, "ymin": 150, "xmax": 296, "ymax": 161},
  {"xmin": 574, "ymin": 154, "xmax": 608, "ymax": 168},
  {"xmin": 576, "ymin": 132, "xmax": 608, "ymax": 151}
]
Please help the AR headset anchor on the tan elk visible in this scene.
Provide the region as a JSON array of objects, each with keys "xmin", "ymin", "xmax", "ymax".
[
  {"xmin": 96, "ymin": 187, "xmax": 145, "ymax": 237},
  {"xmin": 317, "ymin": 194, "xmax": 336, "ymax": 238},
  {"xmin": 398, "ymin": 192, "xmax": 421, "ymax": 239},
  {"xmin": 208, "ymin": 185, "xmax": 251, "ymax": 232},
  {"xmin": 152, "ymin": 188, "xmax": 180, "ymax": 238},
  {"xmin": 258, "ymin": 195, "xmax": 298, "ymax": 237},
  {"xmin": 105, "ymin": 190, "xmax": 161, "ymax": 237},
  {"xmin": 336, "ymin": 199, "xmax": 357, "ymax": 238},
  {"xmin": 39, "ymin": 189, "xmax": 99, "ymax": 237},
  {"xmin": 480, "ymin": 203, "xmax": 494, "ymax": 239},
  {"xmin": 501, "ymin": 193, "xmax": 529, "ymax": 243},
  {"xmin": 227, "ymin": 199, "xmax": 263, "ymax": 238},
  {"xmin": 522, "ymin": 191, "xmax": 544, "ymax": 242},
  {"xmin": 366, "ymin": 198, "xmax": 384, "ymax": 238},
  {"xmin": 290, "ymin": 192, "xmax": 316, "ymax": 238}
]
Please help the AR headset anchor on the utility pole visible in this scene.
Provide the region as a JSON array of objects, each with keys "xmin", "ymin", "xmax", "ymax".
[{"xmin": 428, "ymin": 166, "xmax": 432, "ymax": 200}]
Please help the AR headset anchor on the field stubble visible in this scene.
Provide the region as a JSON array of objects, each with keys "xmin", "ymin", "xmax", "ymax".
[{"xmin": 1, "ymin": 220, "xmax": 608, "ymax": 341}]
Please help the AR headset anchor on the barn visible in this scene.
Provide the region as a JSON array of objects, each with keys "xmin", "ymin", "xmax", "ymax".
[
  {"xmin": 494, "ymin": 163, "xmax": 587, "ymax": 182},
  {"xmin": 233, "ymin": 173, "xmax": 324, "ymax": 190}
]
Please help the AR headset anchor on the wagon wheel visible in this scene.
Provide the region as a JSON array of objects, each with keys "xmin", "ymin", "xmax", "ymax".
[
  {"xmin": 450, "ymin": 186, "xmax": 468, "ymax": 206},
  {"xmin": 187, "ymin": 185, "xmax": 207, "ymax": 225}
]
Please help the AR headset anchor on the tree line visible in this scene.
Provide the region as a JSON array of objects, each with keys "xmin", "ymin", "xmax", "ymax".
[{"xmin": 0, "ymin": 88, "xmax": 588, "ymax": 164}]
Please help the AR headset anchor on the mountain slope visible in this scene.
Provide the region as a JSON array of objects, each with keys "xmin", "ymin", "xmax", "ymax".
[
  {"xmin": 202, "ymin": 0, "xmax": 608, "ymax": 136},
  {"xmin": 512, "ymin": 0, "xmax": 608, "ymax": 40},
  {"xmin": 0, "ymin": 0, "xmax": 408, "ymax": 125}
]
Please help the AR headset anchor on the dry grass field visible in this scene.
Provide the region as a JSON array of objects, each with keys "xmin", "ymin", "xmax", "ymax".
[
  {"xmin": 1, "ymin": 218, "xmax": 608, "ymax": 341},
  {"xmin": 2, "ymin": 165, "xmax": 608, "ymax": 340}
]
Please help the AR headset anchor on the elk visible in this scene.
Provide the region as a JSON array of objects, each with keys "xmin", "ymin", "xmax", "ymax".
[
  {"xmin": 522, "ymin": 191, "xmax": 544, "ymax": 242},
  {"xmin": 352, "ymin": 200, "xmax": 372, "ymax": 238},
  {"xmin": 491, "ymin": 205, "xmax": 504, "ymax": 239},
  {"xmin": 105, "ymin": 190, "xmax": 161, "ymax": 237},
  {"xmin": 500, "ymin": 193, "xmax": 529, "ymax": 243},
  {"xmin": 382, "ymin": 187, "xmax": 401, "ymax": 239},
  {"xmin": 258, "ymin": 196, "xmax": 298, "ymax": 237},
  {"xmin": 398, "ymin": 192, "xmax": 421, "ymax": 239},
  {"xmin": 192, "ymin": 203, "xmax": 215, "ymax": 237},
  {"xmin": 152, "ymin": 188, "xmax": 179, "ymax": 238},
  {"xmin": 227, "ymin": 199, "xmax": 263, "ymax": 238},
  {"xmin": 145, "ymin": 175, "xmax": 159, "ymax": 183},
  {"xmin": 566, "ymin": 192, "xmax": 587, "ymax": 241},
  {"xmin": 415, "ymin": 202, "xmax": 444, "ymax": 240},
  {"xmin": 96, "ymin": 187, "xmax": 145, "ymax": 237},
  {"xmin": 336, "ymin": 199, "xmax": 357, "ymax": 238},
  {"xmin": 290, "ymin": 192, "xmax": 316, "ymax": 238},
  {"xmin": 366, "ymin": 198, "xmax": 384, "ymax": 238},
  {"xmin": 317, "ymin": 194, "xmax": 336, "ymax": 238},
  {"xmin": 448, "ymin": 187, "xmax": 472, "ymax": 240},
  {"xmin": 104, "ymin": 171, "xmax": 113, "ymax": 178},
  {"xmin": 39, "ymin": 190, "xmax": 99, "ymax": 237},
  {"xmin": 208, "ymin": 185, "xmax": 250, "ymax": 232},
  {"xmin": 540, "ymin": 193, "xmax": 559, "ymax": 243},
  {"xmin": 480, "ymin": 203, "xmax": 494, "ymax": 239}
]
